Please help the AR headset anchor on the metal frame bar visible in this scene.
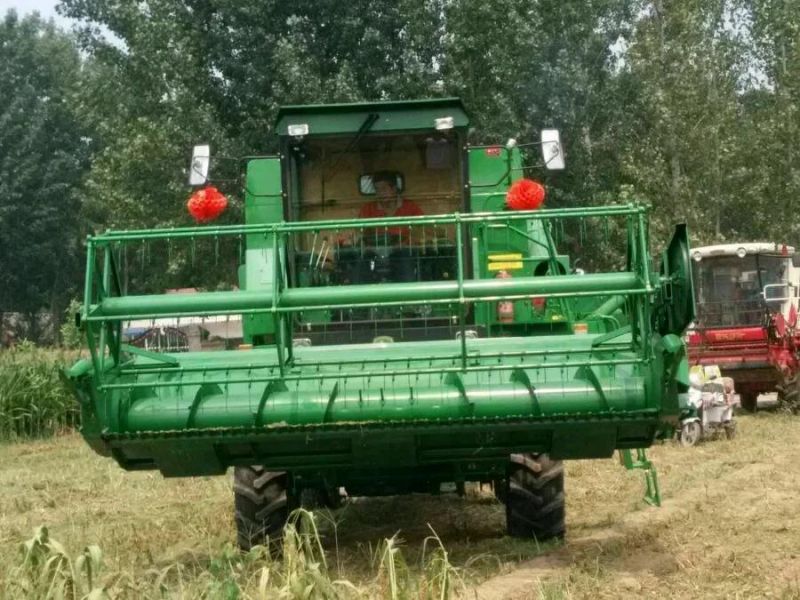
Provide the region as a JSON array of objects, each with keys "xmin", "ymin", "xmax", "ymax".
[
  {"xmin": 114, "ymin": 343, "xmax": 635, "ymax": 377},
  {"xmin": 84, "ymin": 288, "xmax": 649, "ymax": 322},
  {"xmin": 81, "ymin": 206, "xmax": 653, "ymax": 384},
  {"xmin": 98, "ymin": 356, "xmax": 644, "ymax": 391},
  {"xmin": 90, "ymin": 205, "xmax": 647, "ymax": 244}
]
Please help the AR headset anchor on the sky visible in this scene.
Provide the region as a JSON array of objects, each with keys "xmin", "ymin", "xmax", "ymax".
[{"xmin": 0, "ymin": 0, "xmax": 71, "ymax": 27}]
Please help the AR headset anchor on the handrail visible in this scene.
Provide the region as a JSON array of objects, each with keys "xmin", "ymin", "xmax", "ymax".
[
  {"xmin": 80, "ymin": 205, "xmax": 651, "ymax": 385},
  {"xmin": 90, "ymin": 205, "xmax": 646, "ymax": 244},
  {"xmin": 87, "ymin": 272, "xmax": 644, "ymax": 322}
]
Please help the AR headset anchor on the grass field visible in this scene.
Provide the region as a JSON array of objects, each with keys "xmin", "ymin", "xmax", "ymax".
[{"xmin": 1, "ymin": 412, "xmax": 799, "ymax": 598}]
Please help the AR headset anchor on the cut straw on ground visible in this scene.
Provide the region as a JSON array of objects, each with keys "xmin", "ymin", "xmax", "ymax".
[{"xmin": 2, "ymin": 413, "xmax": 799, "ymax": 598}]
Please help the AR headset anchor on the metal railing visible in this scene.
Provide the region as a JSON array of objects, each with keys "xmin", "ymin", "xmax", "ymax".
[{"xmin": 80, "ymin": 205, "xmax": 654, "ymax": 383}]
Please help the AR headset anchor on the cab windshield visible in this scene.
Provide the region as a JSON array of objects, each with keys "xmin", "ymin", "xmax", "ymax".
[
  {"xmin": 284, "ymin": 132, "xmax": 465, "ymax": 344},
  {"xmin": 693, "ymin": 253, "xmax": 788, "ymax": 327}
]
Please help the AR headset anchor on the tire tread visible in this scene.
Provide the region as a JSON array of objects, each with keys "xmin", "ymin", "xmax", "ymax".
[
  {"xmin": 502, "ymin": 453, "xmax": 565, "ymax": 542},
  {"xmin": 233, "ymin": 466, "xmax": 290, "ymax": 551}
]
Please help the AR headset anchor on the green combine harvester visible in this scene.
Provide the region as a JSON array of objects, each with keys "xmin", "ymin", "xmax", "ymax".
[{"xmin": 66, "ymin": 98, "xmax": 694, "ymax": 549}]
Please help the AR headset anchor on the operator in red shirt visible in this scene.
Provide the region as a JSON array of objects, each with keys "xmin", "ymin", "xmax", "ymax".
[
  {"xmin": 358, "ymin": 171, "xmax": 423, "ymax": 244},
  {"xmin": 346, "ymin": 171, "xmax": 423, "ymax": 283},
  {"xmin": 359, "ymin": 173, "xmax": 424, "ymax": 217}
]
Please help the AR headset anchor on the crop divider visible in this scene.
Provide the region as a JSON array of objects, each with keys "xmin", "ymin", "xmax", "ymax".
[{"xmin": 619, "ymin": 448, "xmax": 661, "ymax": 506}]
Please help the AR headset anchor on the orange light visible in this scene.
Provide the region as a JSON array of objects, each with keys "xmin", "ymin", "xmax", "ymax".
[{"xmin": 573, "ymin": 322, "xmax": 589, "ymax": 334}]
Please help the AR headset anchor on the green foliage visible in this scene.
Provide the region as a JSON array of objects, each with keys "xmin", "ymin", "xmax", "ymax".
[
  {"xmin": 10, "ymin": 526, "xmax": 106, "ymax": 599},
  {"xmin": 59, "ymin": 299, "xmax": 82, "ymax": 349},
  {"xmin": 0, "ymin": 344, "xmax": 79, "ymax": 440},
  {"xmin": 59, "ymin": 0, "xmax": 799, "ymax": 250},
  {"xmin": 0, "ymin": 11, "xmax": 91, "ymax": 324}
]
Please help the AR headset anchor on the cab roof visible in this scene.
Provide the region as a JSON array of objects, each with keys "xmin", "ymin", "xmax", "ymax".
[
  {"xmin": 692, "ymin": 242, "xmax": 794, "ymax": 260},
  {"xmin": 275, "ymin": 98, "xmax": 469, "ymax": 137}
]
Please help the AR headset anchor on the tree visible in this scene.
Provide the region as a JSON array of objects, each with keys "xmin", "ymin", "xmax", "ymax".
[
  {"xmin": 735, "ymin": 0, "xmax": 800, "ymax": 243},
  {"xmin": 57, "ymin": 0, "xmax": 800, "ymax": 253},
  {"xmin": 0, "ymin": 11, "xmax": 90, "ymax": 340},
  {"xmin": 622, "ymin": 0, "xmax": 750, "ymax": 244}
]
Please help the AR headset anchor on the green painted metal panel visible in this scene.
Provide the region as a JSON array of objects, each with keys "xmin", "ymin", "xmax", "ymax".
[
  {"xmin": 69, "ymin": 330, "xmax": 680, "ymax": 477},
  {"xmin": 242, "ymin": 158, "xmax": 283, "ymax": 342},
  {"xmin": 658, "ymin": 224, "xmax": 696, "ymax": 335},
  {"xmin": 275, "ymin": 98, "xmax": 469, "ymax": 136},
  {"xmin": 468, "ymin": 145, "xmax": 561, "ymax": 327},
  {"xmin": 468, "ymin": 145, "xmax": 518, "ymax": 209}
]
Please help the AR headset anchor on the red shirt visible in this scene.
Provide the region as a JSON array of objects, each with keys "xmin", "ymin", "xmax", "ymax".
[{"xmin": 358, "ymin": 198, "xmax": 424, "ymax": 241}]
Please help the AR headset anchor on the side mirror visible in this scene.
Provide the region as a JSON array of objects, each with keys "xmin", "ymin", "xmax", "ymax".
[
  {"xmin": 188, "ymin": 144, "xmax": 210, "ymax": 186},
  {"xmin": 540, "ymin": 129, "xmax": 565, "ymax": 170},
  {"xmin": 792, "ymin": 253, "xmax": 800, "ymax": 268},
  {"xmin": 763, "ymin": 283, "xmax": 793, "ymax": 302}
]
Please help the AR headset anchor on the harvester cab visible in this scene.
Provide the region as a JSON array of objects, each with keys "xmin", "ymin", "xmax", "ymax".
[
  {"xmin": 67, "ymin": 98, "xmax": 694, "ymax": 549},
  {"xmin": 687, "ymin": 243, "xmax": 800, "ymax": 411},
  {"xmin": 223, "ymin": 99, "xmax": 574, "ymax": 345}
]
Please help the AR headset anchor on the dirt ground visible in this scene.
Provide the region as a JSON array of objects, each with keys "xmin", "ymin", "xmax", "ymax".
[{"xmin": 1, "ymin": 412, "xmax": 799, "ymax": 598}]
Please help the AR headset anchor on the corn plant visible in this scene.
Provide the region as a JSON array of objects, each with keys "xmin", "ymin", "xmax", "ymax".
[
  {"xmin": 0, "ymin": 343, "xmax": 79, "ymax": 440},
  {"xmin": 2, "ymin": 512, "xmax": 469, "ymax": 599},
  {"xmin": 4, "ymin": 526, "xmax": 106, "ymax": 599}
]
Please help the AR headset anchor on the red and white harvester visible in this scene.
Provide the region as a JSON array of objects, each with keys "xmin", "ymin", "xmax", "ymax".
[{"xmin": 686, "ymin": 242, "xmax": 800, "ymax": 412}]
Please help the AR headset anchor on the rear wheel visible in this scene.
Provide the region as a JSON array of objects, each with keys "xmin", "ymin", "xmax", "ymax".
[
  {"xmin": 298, "ymin": 486, "xmax": 344, "ymax": 510},
  {"xmin": 778, "ymin": 372, "xmax": 800, "ymax": 414},
  {"xmin": 501, "ymin": 454, "xmax": 565, "ymax": 542},
  {"xmin": 740, "ymin": 393, "xmax": 758, "ymax": 413},
  {"xmin": 233, "ymin": 466, "xmax": 293, "ymax": 551}
]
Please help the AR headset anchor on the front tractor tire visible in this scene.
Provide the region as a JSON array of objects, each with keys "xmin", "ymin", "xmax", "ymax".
[
  {"xmin": 233, "ymin": 466, "xmax": 292, "ymax": 551},
  {"xmin": 501, "ymin": 454, "xmax": 565, "ymax": 542}
]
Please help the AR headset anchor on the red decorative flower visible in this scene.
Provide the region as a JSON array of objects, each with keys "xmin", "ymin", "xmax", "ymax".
[
  {"xmin": 187, "ymin": 186, "xmax": 228, "ymax": 223},
  {"xmin": 506, "ymin": 179, "xmax": 546, "ymax": 211}
]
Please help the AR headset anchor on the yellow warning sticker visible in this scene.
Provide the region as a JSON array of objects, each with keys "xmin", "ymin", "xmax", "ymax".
[
  {"xmin": 488, "ymin": 253, "xmax": 523, "ymax": 271},
  {"xmin": 488, "ymin": 261, "xmax": 523, "ymax": 271},
  {"xmin": 488, "ymin": 253, "xmax": 523, "ymax": 261}
]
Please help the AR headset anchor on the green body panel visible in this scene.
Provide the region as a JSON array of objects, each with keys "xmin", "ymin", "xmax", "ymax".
[
  {"xmin": 468, "ymin": 146, "xmax": 572, "ymax": 328},
  {"xmin": 657, "ymin": 224, "xmax": 696, "ymax": 336},
  {"xmin": 71, "ymin": 331, "xmax": 684, "ymax": 480},
  {"xmin": 275, "ymin": 98, "xmax": 468, "ymax": 137},
  {"xmin": 68, "ymin": 98, "xmax": 694, "ymax": 491},
  {"xmin": 242, "ymin": 158, "xmax": 283, "ymax": 343}
]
